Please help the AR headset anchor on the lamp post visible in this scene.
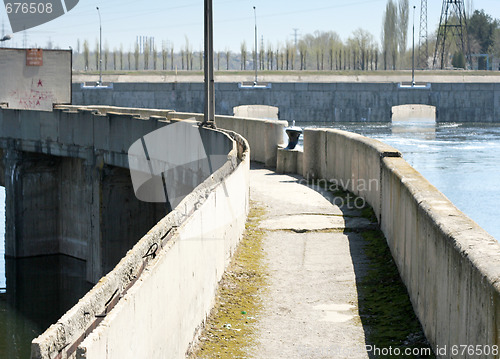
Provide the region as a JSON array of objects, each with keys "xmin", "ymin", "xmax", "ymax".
[
  {"xmin": 412, "ymin": 5, "xmax": 416, "ymax": 86},
  {"xmin": 253, "ymin": 6, "xmax": 258, "ymax": 85},
  {"xmin": 203, "ymin": 0, "xmax": 215, "ymax": 126},
  {"xmin": 96, "ymin": 7, "xmax": 102, "ymax": 86}
]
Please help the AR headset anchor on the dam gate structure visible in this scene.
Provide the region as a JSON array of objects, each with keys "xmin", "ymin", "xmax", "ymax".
[{"xmin": 73, "ymin": 82, "xmax": 500, "ymax": 123}]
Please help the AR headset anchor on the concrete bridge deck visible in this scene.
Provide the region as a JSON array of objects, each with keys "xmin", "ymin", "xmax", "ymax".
[
  {"xmin": 191, "ymin": 164, "xmax": 433, "ymax": 358},
  {"xmin": 249, "ymin": 166, "xmax": 371, "ymax": 358}
]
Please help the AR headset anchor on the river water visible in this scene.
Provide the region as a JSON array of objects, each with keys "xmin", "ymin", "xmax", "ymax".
[
  {"xmin": 297, "ymin": 120, "xmax": 500, "ymax": 241},
  {"xmin": 0, "ymin": 188, "xmax": 92, "ymax": 359},
  {"xmin": 1, "ymin": 120, "xmax": 499, "ymax": 357}
]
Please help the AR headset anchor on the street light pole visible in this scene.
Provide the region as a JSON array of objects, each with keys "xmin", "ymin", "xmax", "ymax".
[
  {"xmin": 96, "ymin": 7, "xmax": 102, "ymax": 86},
  {"xmin": 412, "ymin": 5, "xmax": 416, "ymax": 86},
  {"xmin": 203, "ymin": 0, "xmax": 215, "ymax": 126},
  {"xmin": 253, "ymin": 6, "xmax": 258, "ymax": 85}
]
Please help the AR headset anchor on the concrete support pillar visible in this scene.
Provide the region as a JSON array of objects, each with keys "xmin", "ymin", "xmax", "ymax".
[
  {"xmin": 4, "ymin": 150, "xmax": 61, "ymax": 258},
  {"xmin": 3, "ymin": 148, "xmax": 166, "ymax": 284},
  {"xmin": 99, "ymin": 165, "xmax": 166, "ymax": 277}
]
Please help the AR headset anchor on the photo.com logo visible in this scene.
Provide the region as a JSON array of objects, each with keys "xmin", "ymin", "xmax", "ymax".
[{"xmin": 4, "ymin": 0, "xmax": 78, "ymax": 33}]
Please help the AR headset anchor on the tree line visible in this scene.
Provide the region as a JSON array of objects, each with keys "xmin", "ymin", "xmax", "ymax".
[{"xmin": 72, "ymin": 1, "xmax": 500, "ymax": 72}]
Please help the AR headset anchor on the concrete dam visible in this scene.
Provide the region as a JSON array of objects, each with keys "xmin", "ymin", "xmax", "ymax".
[
  {"xmin": 1, "ymin": 100, "xmax": 499, "ymax": 358},
  {"xmin": 72, "ymin": 81, "xmax": 500, "ymax": 123}
]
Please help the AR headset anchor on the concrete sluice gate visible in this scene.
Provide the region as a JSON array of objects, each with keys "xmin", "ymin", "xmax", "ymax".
[{"xmin": 0, "ymin": 105, "xmax": 253, "ymax": 359}]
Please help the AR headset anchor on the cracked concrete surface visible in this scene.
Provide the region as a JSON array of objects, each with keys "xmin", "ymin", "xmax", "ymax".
[{"xmin": 248, "ymin": 165, "xmax": 374, "ymax": 359}]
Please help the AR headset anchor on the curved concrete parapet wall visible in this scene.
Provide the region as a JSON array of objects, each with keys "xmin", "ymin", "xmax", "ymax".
[
  {"xmin": 303, "ymin": 128, "xmax": 401, "ymax": 222},
  {"xmin": 302, "ymin": 128, "xmax": 500, "ymax": 358},
  {"xmin": 160, "ymin": 111, "xmax": 288, "ymax": 167},
  {"xmin": 31, "ymin": 128, "xmax": 250, "ymax": 359},
  {"xmin": 380, "ymin": 157, "xmax": 500, "ymax": 356}
]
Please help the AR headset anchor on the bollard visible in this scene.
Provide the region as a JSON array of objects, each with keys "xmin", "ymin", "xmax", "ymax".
[{"xmin": 285, "ymin": 127, "xmax": 302, "ymax": 150}]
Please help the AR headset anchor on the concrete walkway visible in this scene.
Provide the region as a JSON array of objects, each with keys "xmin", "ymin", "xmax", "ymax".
[{"xmin": 249, "ymin": 165, "xmax": 375, "ymax": 359}]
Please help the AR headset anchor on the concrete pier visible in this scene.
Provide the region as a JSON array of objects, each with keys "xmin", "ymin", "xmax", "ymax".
[{"xmin": 2, "ymin": 147, "xmax": 165, "ymax": 282}]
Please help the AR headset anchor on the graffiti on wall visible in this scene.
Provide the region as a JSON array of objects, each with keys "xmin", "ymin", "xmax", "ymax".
[{"xmin": 9, "ymin": 78, "xmax": 56, "ymax": 111}]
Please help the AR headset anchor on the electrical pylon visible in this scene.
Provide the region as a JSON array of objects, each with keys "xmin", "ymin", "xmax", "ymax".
[
  {"xmin": 417, "ymin": 0, "xmax": 428, "ymax": 68},
  {"xmin": 433, "ymin": 0, "xmax": 471, "ymax": 69}
]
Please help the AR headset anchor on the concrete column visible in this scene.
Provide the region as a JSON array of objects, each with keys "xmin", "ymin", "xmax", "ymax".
[
  {"xmin": 4, "ymin": 150, "xmax": 61, "ymax": 258},
  {"xmin": 86, "ymin": 161, "xmax": 166, "ymax": 283},
  {"xmin": 2, "ymin": 147, "xmax": 166, "ymax": 284},
  {"xmin": 99, "ymin": 165, "xmax": 166, "ymax": 277}
]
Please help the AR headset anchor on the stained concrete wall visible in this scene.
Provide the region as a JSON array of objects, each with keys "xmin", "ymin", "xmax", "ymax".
[
  {"xmin": 0, "ymin": 105, "xmax": 168, "ymax": 282},
  {"xmin": 0, "ymin": 106, "xmax": 238, "ymax": 283},
  {"xmin": 31, "ymin": 128, "xmax": 249, "ymax": 359},
  {"xmin": 299, "ymin": 129, "xmax": 500, "ymax": 358},
  {"xmin": 144, "ymin": 110, "xmax": 288, "ymax": 167},
  {"xmin": 72, "ymin": 82, "xmax": 500, "ymax": 123}
]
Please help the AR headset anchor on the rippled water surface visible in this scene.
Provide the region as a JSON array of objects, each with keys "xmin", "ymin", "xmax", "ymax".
[
  {"xmin": 0, "ymin": 188, "xmax": 92, "ymax": 358},
  {"xmin": 298, "ymin": 121, "xmax": 500, "ymax": 241}
]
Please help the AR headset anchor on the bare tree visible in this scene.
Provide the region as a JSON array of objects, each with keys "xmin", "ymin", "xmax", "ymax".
[
  {"xmin": 184, "ymin": 37, "xmax": 192, "ymax": 70},
  {"xmin": 119, "ymin": 44, "xmax": 123, "ymax": 70},
  {"xmin": 104, "ymin": 43, "xmax": 109, "ymax": 70},
  {"xmin": 240, "ymin": 41, "xmax": 247, "ymax": 70},
  {"xmin": 225, "ymin": 49, "xmax": 231, "ymax": 70},
  {"xmin": 134, "ymin": 43, "xmax": 139, "ymax": 70},
  {"xmin": 382, "ymin": 0, "xmax": 398, "ymax": 70},
  {"xmin": 298, "ymin": 40, "xmax": 307, "ymax": 70},
  {"xmin": 153, "ymin": 45, "xmax": 158, "ymax": 70},
  {"xmin": 144, "ymin": 41, "xmax": 150, "ymax": 70},
  {"xmin": 349, "ymin": 28, "xmax": 376, "ymax": 70},
  {"xmin": 398, "ymin": 0, "xmax": 409, "ymax": 68},
  {"xmin": 260, "ymin": 44, "xmax": 265, "ymax": 70},
  {"xmin": 170, "ymin": 46, "xmax": 174, "ymax": 70},
  {"xmin": 94, "ymin": 40, "xmax": 99, "ymax": 70},
  {"xmin": 83, "ymin": 40, "xmax": 89, "ymax": 71},
  {"xmin": 128, "ymin": 48, "xmax": 131, "ymax": 70},
  {"xmin": 162, "ymin": 42, "xmax": 167, "ymax": 70}
]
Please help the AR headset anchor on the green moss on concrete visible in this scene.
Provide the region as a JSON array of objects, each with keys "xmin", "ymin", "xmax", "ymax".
[
  {"xmin": 309, "ymin": 179, "xmax": 434, "ymax": 357},
  {"xmin": 188, "ymin": 202, "xmax": 268, "ymax": 359},
  {"xmin": 358, "ymin": 207, "xmax": 435, "ymax": 358}
]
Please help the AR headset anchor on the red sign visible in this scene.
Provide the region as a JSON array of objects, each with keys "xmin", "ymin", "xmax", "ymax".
[{"xmin": 26, "ymin": 49, "xmax": 43, "ymax": 66}]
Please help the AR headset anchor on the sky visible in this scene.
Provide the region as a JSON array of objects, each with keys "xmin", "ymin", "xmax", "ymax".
[{"xmin": 1, "ymin": 0, "xmax": 500, "ymax": 53}]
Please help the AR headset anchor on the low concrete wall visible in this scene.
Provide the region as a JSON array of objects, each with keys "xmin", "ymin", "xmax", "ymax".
[
  {"xmin": 301, "ymin": 128, "xmax": 500, "ymax": 358},
  {"xmin": 48, "ymin": 106, "xmax": 286, "ymax": 167},
  {"xmin": 31, "ymin": 128, "xmax": 250, "ymax": 359},
  {"xmin": 302, "ymin": 128, "xmax": 401, "ymax": 222},
  {"xmin": 160, "ymin": 111, "xmax": 287, "ymax": 167}
]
